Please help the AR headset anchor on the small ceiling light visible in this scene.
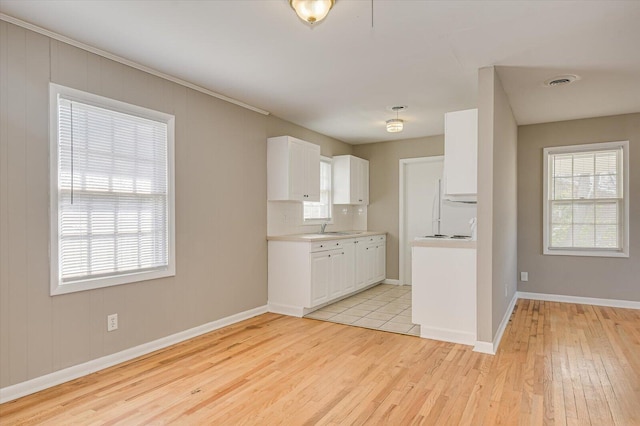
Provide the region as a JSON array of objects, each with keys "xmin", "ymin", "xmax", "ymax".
[
  {"xmin": 544, "ymin": 74, "xmax": 580, "ymax": 87},
  {"xmin": 386, "ymin": 119, "xmax": 403, "ymax": 133},
  {"xmin": 386, "ymin": 106, "xmax": 407, "ymax": 133},
  {"xmin": 290, "ymin": 0, "xmax": 335, "ymax": 25}
]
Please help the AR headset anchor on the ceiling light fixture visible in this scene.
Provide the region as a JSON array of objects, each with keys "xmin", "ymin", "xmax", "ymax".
[
  {"xmin": 289, "ymin": 0, "xmax": 335, "ymax": 25},
  {"xmin": 386, "ymin": 106, "xmax": 407, "ymax": 133}
]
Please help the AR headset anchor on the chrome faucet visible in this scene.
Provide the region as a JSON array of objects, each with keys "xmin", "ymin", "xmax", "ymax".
[{"xmin": 320, "ymin": 222, "xmax": 328, "ymax": 234}]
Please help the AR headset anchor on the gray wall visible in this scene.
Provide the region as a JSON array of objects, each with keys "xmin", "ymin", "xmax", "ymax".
[
  {"xmin": 518, "ymin": 113, "xmax": 640, "ymax": 301},
  {"xmin": 353, "ymin": 136, "xmax": 444, "ymax": 281},
  {"xmin": 0, "ymin": 21, "xmax": 350, "ymax": 388},
  {"xmin": 476, "ymin": 67, "xmax": 518, "ymax": 343},
  {"xmin": 267, "ymin": 115, "xmax": 353, "ymax": 158}
]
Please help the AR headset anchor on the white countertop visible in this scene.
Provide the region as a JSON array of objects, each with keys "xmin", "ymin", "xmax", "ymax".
[
  {"xmin": 267, "ymin": 230, "xmax": 386, "ymax": 242},
  {"xmin": 411, "ymin": 239, "xmax": 477, "ymax": 249}
]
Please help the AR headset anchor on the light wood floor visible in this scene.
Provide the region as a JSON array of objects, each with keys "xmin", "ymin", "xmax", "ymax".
[{"xmin": 1, "ymin": 299, "xmax": 639, "ymax": 425}]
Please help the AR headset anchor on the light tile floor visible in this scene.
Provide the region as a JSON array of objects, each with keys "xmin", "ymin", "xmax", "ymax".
[{"xmin": 305, "ymin": 284, "xmax": 420, "ymax": 336}]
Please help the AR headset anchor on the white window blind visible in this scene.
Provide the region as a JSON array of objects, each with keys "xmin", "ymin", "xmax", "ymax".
[
  {"xmin": 51, "ymin": 84, "xmax": 175, "ymax": 294},
  {"xmin": 544, "ymin": 141, "xmax": 628, "ymax": 257},
  {"xmin": 304, "ymin": 159, "xmax": 332, "ymax": 221}
]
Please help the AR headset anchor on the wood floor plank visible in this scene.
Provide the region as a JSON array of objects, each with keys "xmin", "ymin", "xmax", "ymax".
[{"xmin": 1, "ymin": 302, "xmax": 640, "ymax": 425}]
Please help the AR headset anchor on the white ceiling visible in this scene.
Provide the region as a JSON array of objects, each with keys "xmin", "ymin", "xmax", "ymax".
[{"xmin": 1, "ymin": 1, "xmax": 639, "ymax": 144}]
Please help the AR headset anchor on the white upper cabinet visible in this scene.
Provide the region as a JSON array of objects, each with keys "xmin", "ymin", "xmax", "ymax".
[
  {"xmin": 268, "ymin": 136, "xmax": 321, "ymax": 202},
  {"xmin": 332, "ymin": 155, "xmax": 369, "ymax": 205},
  {"xmin": 443, "ymin": 109, "xmax": 477, "ymax": 202}
]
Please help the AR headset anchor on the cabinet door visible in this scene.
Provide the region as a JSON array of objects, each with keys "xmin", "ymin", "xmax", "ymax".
[
  {"xmin": 289, "ymin": 139, "xmax": 307, "ymax": 201},
  {"xmin": 375, "ymin": 243, "xmax": 386, "ymax": 283},
  {"xmin": 329, "ymin": 251, "xmax": 344, "ymax": 299},
  {"xmin": 305, "ymin": 144, "xmax": 321, "ymax": 202},
  {"xmin": 310, "ymin": 252, "xmax": 330, "ymax": 306},
  {"xmin": 355, "ymin": 241, "xmax": 368, "ymax": 289},
  {"xmin": 444, "ymin": 109, "xmax": 477, "ymax": 198},
  {"xmin": 357, "ymin": 159, "xmax": 369, "ymax": 205},
  {"xmin": 332, "ymin": 155, "xmax": 368, "ymax": 205},
  {"xmin": 342, "ymin": 243, "xmax": 355, "ymax": 294},
  {"xmin": 365, "ymin": 243, "xmax": 377, "ymax": 285}
]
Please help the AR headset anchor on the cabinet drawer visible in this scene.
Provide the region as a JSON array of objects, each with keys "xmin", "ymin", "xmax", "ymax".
[
  {"xmin": 356, "ymin": 234, "xmax": 385, "ymax": 245},
  {"xmin": 311, "ymin": 238, "xmax": 354, "ymax": 253}
]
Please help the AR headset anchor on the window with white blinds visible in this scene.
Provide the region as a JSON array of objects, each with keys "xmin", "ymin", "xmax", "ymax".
[
  {"xmin": 543, "ymin": 141, "xmax": 629, "ymax": 257},
  {"xmin": 304, "ymin": 158, "xmax": 332, "ymax": 222},
  {"xmin": 50, "ymin": 84, "xmax": 175, "ymax": 295}
]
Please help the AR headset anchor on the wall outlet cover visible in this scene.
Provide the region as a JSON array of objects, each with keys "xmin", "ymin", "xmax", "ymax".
[
  {"xmin": 107, "ymin": 314, "xmax": 118, "ymax": 332},
  {"xmin": 520, "ymin": 272, "xmax": 529, "ymax": 282}
]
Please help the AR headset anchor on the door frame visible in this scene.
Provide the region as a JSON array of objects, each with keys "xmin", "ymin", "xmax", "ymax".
[{"xmin": 398, "ymin": 156, "xmax": 444, "ymax": 285}]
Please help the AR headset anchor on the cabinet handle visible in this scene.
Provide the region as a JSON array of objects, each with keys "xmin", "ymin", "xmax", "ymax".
[
  {"xmin": 328, "ymin": 254, "xmax": 331, "ymax": 258},
  {"xmin": 320, "ymin": 244, "xmax": 324, "ymax": 247},
  {"xmin": 342, "ymin": 252, "xmax": 344, "ymax": 255},
  {"xmin": 335, "ymin": 243, "xmax": 339, "ymax": 245}
]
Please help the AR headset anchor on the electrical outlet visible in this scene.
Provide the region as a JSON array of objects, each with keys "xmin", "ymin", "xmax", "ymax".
[
  {"xmin": 521, "ymin": 272, "xmax": 528, "ymax": 282},
  {"xmin": 107, "ymin": 314, "xmax": 118, "ymax": 332},
  {"xmin": 504, "ymin": 283, "xmax": 508, "ymax": 298}
]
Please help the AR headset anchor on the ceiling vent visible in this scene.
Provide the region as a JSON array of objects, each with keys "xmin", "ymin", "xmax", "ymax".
[{"xmin": 544, "ymin": 74, "xmax": 580, "ymax": 87}]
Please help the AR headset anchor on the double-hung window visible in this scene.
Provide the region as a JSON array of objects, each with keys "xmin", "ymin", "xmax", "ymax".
[
  {"xmin": 304, "ymin": 157, "xmax": 332, "ymax": 223},
  {"xmin": 50, "ymin": 84, "xmax": 175, "ymax": 295},
  {"xmin": 543, "ymin": 141, "xmax": 629, "ymax": 257}
]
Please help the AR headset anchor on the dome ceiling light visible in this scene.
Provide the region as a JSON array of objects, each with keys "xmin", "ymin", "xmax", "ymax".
[{"xmin": 289, "ymin": 0, "xmax": 335, "ymax": 25}]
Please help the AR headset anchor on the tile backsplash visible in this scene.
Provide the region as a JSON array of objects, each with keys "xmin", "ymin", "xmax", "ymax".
[{"xmin": 268, "ymin": 201, "xmax": 367, "ymax": 236}]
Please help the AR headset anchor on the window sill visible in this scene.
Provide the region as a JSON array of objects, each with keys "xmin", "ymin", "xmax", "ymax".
[
  {"xmin": 50, "ymin": 267, "xmax": 175, "ymax": 296},
  {"xmin": 543, "ymin": 248, "xmax": 629, "ymax": 258},
  {"xmin": 303, "ymin": 220, "xmax": 334, "ymax": 226}
]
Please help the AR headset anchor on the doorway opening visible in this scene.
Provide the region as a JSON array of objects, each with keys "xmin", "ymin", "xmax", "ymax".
[{"xmin": 399, "ymin": 157, "xmax": 444, "ymax": 285}]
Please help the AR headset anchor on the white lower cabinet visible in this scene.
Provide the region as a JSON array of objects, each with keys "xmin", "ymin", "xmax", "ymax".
[
  {"xmin": 355, "ymin": 235, "xmax": 386, "ymax": 289},
  {"xmin": 268, "ymin": 234, "xmax": 385, "ymax": 317},
  {"xmin": 310, "ymin": 251, "xmax": 331, "ymax": 306},
  {"xmin": 354, "ymin": 240, "xmax": 368, "ymax": 290},
  {"xmin": 329, "ymin": 244, "xmax": 355, "ymax": 300},
  {"xmin": 311, "ymin": 247, "xmax": 353, "ymax": 305}
]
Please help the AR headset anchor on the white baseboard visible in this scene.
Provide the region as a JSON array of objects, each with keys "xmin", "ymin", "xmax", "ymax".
[
  {"xmin": 382, "ymin": 279, "xmax": 401, "ymax": 285},
  {"xmin": 0, "ymin": 304, "xmax": 268, "ymax": 404},
  {"xmin": 267, "ymin": 302, "xmax": 305, "ymax": 317},
  {"xmin": 473, "ymin": 341, "xmax": 494, "ymax": 354},
  {"xmin": 474, "ymin": 292, "xmax": 518, "ymax": 355},
  {"xmin": 517, "ymin": 291, "xmax": 640, "ymax": 310},
  {"xmin": 420, "ymin": 326, "xmax": 476, "ymax": 346}
]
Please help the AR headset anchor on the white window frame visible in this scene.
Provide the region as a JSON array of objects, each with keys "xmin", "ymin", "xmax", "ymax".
[
  {"xmin": 304, "ymin": 156, "xmax": 333, "ymax": 225},
  {"xmin": 49, "ymin": 83, "xmax": 176, "ymax": 295},
  {"xmin": 543, "ymin": 140, "xmax": 629, "ymax": 258}
]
